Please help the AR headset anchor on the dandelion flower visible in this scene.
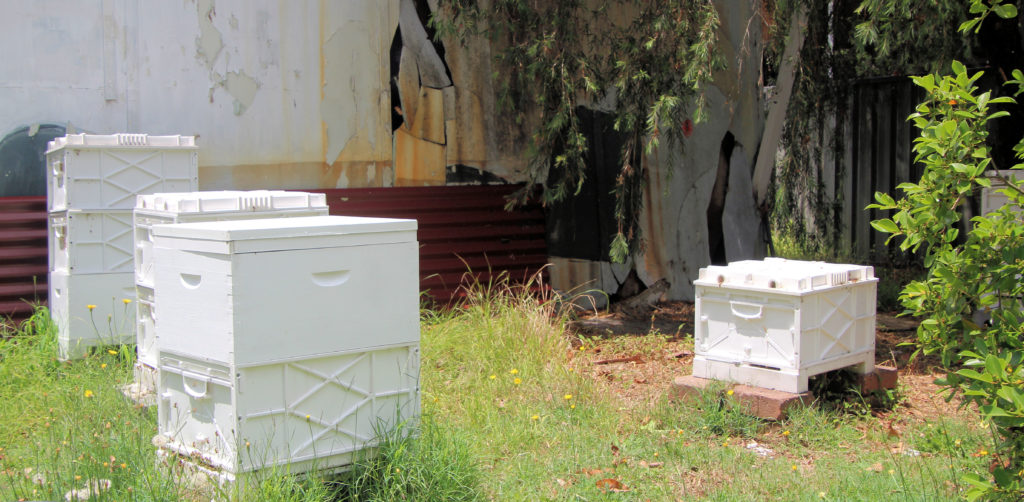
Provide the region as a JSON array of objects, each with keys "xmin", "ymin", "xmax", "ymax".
[
  {"xmin": 84, "ymin": 390, "xmax": 94, "ymax": 398},
  {"xmin": 513, "ymin": 377, "xmax": 522, "ymax": 385},
  {"xmin": 570, "ymin": 404, "xmax": 575, "ymax": 409},
  {"xmin": 100, "ymin": 363, "xmax": 107, "ymax": 369},
  {"xmin": 792, "ymin": 465, "xmax": 798, "ymax": 471},
  {"xmin": 107, "ymin": 349, "xmax": 117, "ymax": 356},
  {"xmin": 531, "ymin": 415, "xmax": 539, "ymax": 420},
  {"xmin": 489, "ymin": 374, "xmax": 496, "ymax": 380},
  {"xmin": 726, "ymin": 389, "xmax": 734, "ymax": 396},
  {"xmin": 782, "ymin": 430, "xmax": 790, "ymax": 436},
  {"xmin": 564, "ymin": 394, "xmax": 573, "ymax": 400},
  {"xmin": 510, "ymin": 368, "xmax": 519, "ymax": 375},
  {"xmin": 120, "ymin": 463, "xmax": 127, "ymax": 469},
  {"xmin": 86, "ymin": 304, "xmax": 96, "ymax": 311},
  {"xmin": 122, "ymin": 298, "xmax": 132, "ymax": 304},
  {"xmin": 305, "ymin": 414, "xmax": 311, "ymax": 420}
]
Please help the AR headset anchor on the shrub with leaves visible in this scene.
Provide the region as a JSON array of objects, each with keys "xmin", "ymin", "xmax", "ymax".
[{"xmin": 869, "ymin": 54, "xmax": 1024, "ymax": 500}]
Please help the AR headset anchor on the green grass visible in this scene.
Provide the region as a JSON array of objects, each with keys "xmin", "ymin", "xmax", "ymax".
[{"xmin": 0, "ymin": 280, "xmax": 996, "ymax": 501}]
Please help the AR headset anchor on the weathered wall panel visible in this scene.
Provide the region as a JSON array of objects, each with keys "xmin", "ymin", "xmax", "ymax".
[{"xmin": 1, "ymin": 0, "xmax": 398, "ymax": 191}]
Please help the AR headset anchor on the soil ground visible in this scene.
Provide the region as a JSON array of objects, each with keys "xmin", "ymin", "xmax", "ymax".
[{"xmin": 569, "ymin": 301, "xmax": 972, "ymax": 426}]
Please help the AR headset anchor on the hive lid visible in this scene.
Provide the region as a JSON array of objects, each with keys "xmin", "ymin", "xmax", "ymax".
[
  {"xmin": 47, "ymin": 133, "xmax": 196, "ymax": 153},
  {"xmin": 152, "ymin": 215, "xmax": 416, "ymax": 246},
  {"xmin": 695, "ymin": 258, "xmax": 875, "ymax": 292},
  {"xmin": 136, "ymin": 190, "xmax": 327, "ymax": 213}
]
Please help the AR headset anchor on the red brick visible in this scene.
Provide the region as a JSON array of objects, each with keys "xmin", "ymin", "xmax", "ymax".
[
  {"xmin": 859, "ymin": 365, "xmax": 899, "ymax": 393},
  {"xmin": 670, "ymin": 375, "xmax": 814, "ymax": 421}
]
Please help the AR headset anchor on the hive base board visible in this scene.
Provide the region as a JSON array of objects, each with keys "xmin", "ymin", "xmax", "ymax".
[
  {"xmin": 121, "ymin": 362, "xmax": 158, "ymax": 407},
  {"xmin": 692, "ymin": 349, "xmax": 875, "ymax": 394},
  {"xmin": 671, "ymin": 365, "xmax": 899, "ymax": 421}
]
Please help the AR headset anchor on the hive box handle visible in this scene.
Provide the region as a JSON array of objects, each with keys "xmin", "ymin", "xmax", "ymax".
[
  {"xmin": 729, "ymin": 300, "xmax": 764, "ymax": 320},
  {"xmin": 180, "ymin": 273, "xmax": 202, "ymax": 289},
  {"xmin": 311, "ymin": 270, "xmax": 350, "ymax": 287},
  {"xmin": 181, "ymin": 370, "xmax": 210, "ymax": 399}
]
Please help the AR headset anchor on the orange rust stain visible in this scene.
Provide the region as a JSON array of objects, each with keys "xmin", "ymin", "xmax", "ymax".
[
  {"xmin": 322, "ymin": 161, "xmax": 391, "ymax": 188},
  {"xmin": 394, "ymin": 128, "xmax": 446, "ymax": 186}
]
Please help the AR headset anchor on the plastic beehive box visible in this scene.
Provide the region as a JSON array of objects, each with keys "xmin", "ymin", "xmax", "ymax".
[
  {"xmin": 981, "ymin": 170, "xmax": 1022, "ymax": 216},
  {"xmin": 46, "ymin": 133, "xmax": 198, "ymax": 212},
  {"xmin": 49, "ymin": 270, "xmax": 136, "ymax": 360},
  {"xmin": 134, "ymin": 285, "xmax": 157, "ymax": 383},
  {"xmin": 692, "ymin": 258, "xmax": 877, "ymax": 393},
  {"xmin": 133, "ymin": 190, "xmax": 329, "ymax": 289},
  {"xmin": 49, "ymin": 210, "xmax": 134, "ymax": 274},
  {"xmin": 157, "ymin": 345, "xmax": 420, "ymax": 477},
  {"xmin": 151, "ymin": 215, "xmax": 419, "ymax": 476}
]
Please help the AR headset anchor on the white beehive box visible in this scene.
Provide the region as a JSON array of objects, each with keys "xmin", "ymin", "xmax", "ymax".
[
  {"xmin": 46, "ymin": 133, "xmax": 198, "ymax": 212},
  {"xmin": 692, "ymin": 258, "xmax": 877, "ymax": 393},
  {"xmin": 152, "ymin": 215, "xmax": 419, "ymax": 476},
  {"xmin": 158, "ymin": 345, "xmax": 420, "ymax": 476},
  {"xmin": 134, "ymin": 285, "xmax": 157, "ymax": 378},
  {"xmin": 981, "ymin": 170, "xmax": 1022, "ymax": 216},
  {"xmin": 151, "ymin": 215, "xmax": 419, "ymax": 365},
  {"xmin": 133, "ymin": 191, "xmax": 329, "ymax": 289},
  {"xmin": 49, "ymin": 210, "xmax": 134, "ymax": 274},
  {"xmin": 49, "ymin": 270, "xmax": 136, "ymax": 360}
]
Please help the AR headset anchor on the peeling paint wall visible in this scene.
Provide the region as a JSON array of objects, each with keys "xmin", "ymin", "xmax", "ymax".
[{"xmin": 1, "ymin": 0, "xmax": 398, "ymax": 190}]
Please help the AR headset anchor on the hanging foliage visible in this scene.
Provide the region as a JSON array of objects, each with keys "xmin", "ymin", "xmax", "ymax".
[{"xmin": 431, "ymin": 0, "xmax": 724, "ymax": 262}]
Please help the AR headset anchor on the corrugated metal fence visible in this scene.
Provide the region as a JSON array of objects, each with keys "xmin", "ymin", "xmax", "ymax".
[
  {"xmin": 0, "ymin": 196, "xmax": 48, "ymax": 322},
  {"xmin": 0, "ymin": 184, "xmax": 547, "ymax": 324}
]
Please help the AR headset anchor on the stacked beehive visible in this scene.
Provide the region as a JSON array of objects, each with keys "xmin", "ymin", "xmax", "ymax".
[
  {"xmin": 131, "ymin": 190, "xmax": 329, "ymax": 395},
  {"xmin": 46, "ymin": 134, "xmax": 197, "ymax": 359},
  {"xmin": 152, "ymin": 216, "xmax": 421, "ymax": 479}
]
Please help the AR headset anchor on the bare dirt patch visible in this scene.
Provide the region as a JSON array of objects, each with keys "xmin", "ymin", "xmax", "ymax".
[{"xmin": 569, "ymin": 301, "xmax": 969, "ymax": 426}]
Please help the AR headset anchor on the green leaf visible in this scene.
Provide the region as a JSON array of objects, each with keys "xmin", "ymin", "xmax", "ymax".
[
  {"xmin": 870, "ymin": 219, "xmax": 900, "ymax": 234},
  {"xmin": 955, "ymin": 368, "xmax": 994, "ymax": 383},
  {"xmin": 951, "ymin": 60, "xmax": 967, "ymax": 75},
  {"xmin": 985, "ymin": 354, "xmax": 1005, "ymax": 376},
  {"xmin": 993, "ymin": 3, "xmax": 1018, "ymax": 19}
]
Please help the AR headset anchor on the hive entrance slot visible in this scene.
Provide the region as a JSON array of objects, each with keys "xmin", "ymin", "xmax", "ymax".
[{"xmin": 748, "ymin": 363, "xmax": 781, "ymax": 371}]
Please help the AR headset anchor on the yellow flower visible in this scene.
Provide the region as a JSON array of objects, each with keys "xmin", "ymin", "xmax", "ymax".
[
  {"xmin": 531, "ymin": 415, "xmax": 540, "ymax": 420},
  {"xmin": 570, "ymin": 404, "xmax": 575, "ymax": 409},
  {"xmin": 100, "ymin": 363, "xmax": 107, "ymax": 369},
  {"xmin": 488, "ymin": 374, "xmax": 496, "ymax": 380},
  {"xmin": 122, "ymin": 298, "xmax": 132, "ymax": 304},
  {"xmin": 792, "ymin": 465, "xmax": 798, "ymax": 471},
  {"xmin": 84, "ymin": 390, "xmax": 94, "ymax": 398},
  {"xmin": 74, "ymin": 475, "xmax": 81, "ymax": 481},
  {"xmin": 510, "ymin": 368, "xmax": 519, "ymax": 375},
  {"xmin": 564, "ymin": 394, "xmax": 573, "ymax": 400},
  {"xmin": 107, "ymin": 349, "xmax": 117, "ymax": 355},
  {"xmin": 726, "ymin": 389, "xmax": 734, "ymax": 396},
  {"xmin": 579, "ymin": 346, "xmax": 585, "ymax": 351},
  {"xmin": 513, "ymin": 377, "xmax": 522, "ymax": 385},
  {"xmin": 120, "ymin": 463, "xmax": 127, "ymax": 469},
  {"xmin": 782, "ymin": 430, "xmax": 790, "ymax": 436},
  {"xmin": 818, "ymin": 492, "xmax": 826, "ymax": 498},
  {"xmin": 305, "ymin": 414, "xmax": 311, "ymax": 420},
  {"xmin": 86, "ymin": 304, "xmax": 96, "ymax": 311}
]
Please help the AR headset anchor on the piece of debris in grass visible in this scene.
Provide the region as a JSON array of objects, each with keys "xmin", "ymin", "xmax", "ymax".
[
  {"xmin": 65, "ymin": 478, "xmax": 112, "ymax": 501},
  {"xmin": 592, "ymin": 355, "xmax": 644, "ymax": 365},
  {"xmin": 745, "ymin": 440, "xmax": 774, "ymax": 458}
]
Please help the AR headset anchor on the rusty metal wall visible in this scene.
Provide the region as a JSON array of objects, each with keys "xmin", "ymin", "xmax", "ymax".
[
  {"xmin": 311, "ymin": 185, "xmax": 547, "ymax": 303},
  {"xmin": 0, "ymin": 185, "xmax": 546, "ymax": 321},
  {"xmin": 0, "ymin": 197, "xmax": 48, "ymax": 324}
]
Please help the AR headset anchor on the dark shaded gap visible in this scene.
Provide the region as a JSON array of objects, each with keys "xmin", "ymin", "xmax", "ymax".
[
  {"xmin": 389, "ymin": 28, "xmax": 404, "ymax": 131},
  {"xmin": 411, "ymin": 0, "xmax": 453, "ymax": 85},
  {"xmin": 707, "ymin": 132, "xmax": 736, "ymax": 266}
]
